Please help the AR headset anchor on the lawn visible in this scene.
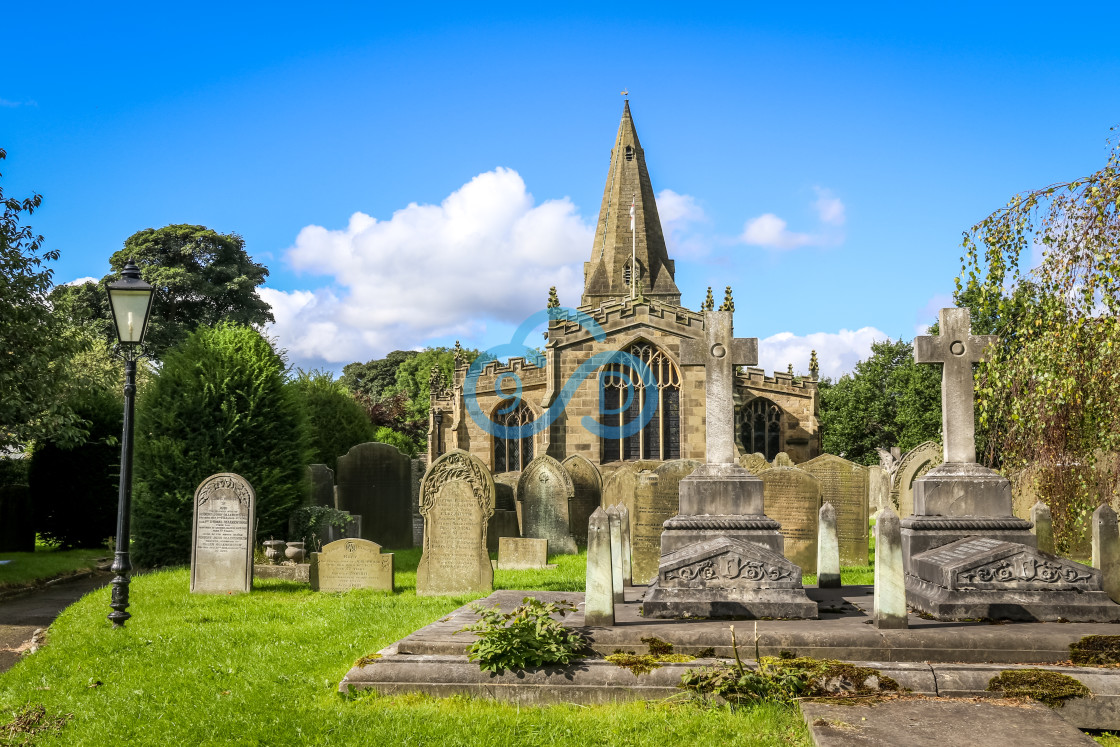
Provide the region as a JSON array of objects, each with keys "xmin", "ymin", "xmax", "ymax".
[
  {"xmin": 0, "ymin": 548, "xmax": 107, "ymax": 591},
  {"xmin": 0, "ymin": 548, "xmax": 811, "ymax": 746}
]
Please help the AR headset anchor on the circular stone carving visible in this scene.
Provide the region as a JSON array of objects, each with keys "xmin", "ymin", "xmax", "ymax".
[
  {"xmin": 711, "ymin": 343, "xmax": 726, "ymax": 358},
  {"xmin": 950, "ymin": 340, "xmax": 965, "ymax": 356}
]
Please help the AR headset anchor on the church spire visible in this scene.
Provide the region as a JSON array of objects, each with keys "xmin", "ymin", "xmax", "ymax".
[{"xmin": 581, "ymin": 101, "xmax": 681, "ymax": 307}]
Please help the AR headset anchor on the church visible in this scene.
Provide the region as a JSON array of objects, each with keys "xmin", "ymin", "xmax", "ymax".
[{"xmin": 427, "ymin": 102, "xmax": 821, "ymax": 474}]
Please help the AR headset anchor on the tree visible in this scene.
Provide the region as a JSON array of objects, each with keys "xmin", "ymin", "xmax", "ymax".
[
  {"xmin": 131, "ymin": 323, "xmax": 309, "ymax": 567},
  {"xmin": 340, "ymin": 350, "xmax": 417, "ymax": 399},
  {"xmin": 288, "ymin": 369, "xmax": 374, "ymax": 471},
  {"xmin": 51, "ymin": 224, "xmax": 273, "ymax": 358},
  {"xmin": 960, "ymin": 130, "xmax": 1120, "ymax": 550},
  {"xmin": 818, "ymin": 338, "xmax": 942, "ymax": 465},
  {"xmin": 0, "ymin": 148, "xmax": 84, "ymax": 451}
]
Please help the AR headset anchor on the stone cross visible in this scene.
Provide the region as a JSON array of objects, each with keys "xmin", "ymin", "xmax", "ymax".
[
  {"xmin": 680, "ymin": 309, "xmax": 758, "ymax": 465},
  {"xmin": 914, "ymin": 308, "xmax": 996, "ymax": 465}
]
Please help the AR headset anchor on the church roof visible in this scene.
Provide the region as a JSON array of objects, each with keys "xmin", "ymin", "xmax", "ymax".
[{"xmin": 581, "ymin": 101, "xmax": 681, "ymax": 307}]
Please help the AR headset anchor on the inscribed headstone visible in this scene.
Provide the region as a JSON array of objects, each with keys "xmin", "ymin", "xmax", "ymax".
[
  {"xmin": 190, "ymin": 473, "xmax": 255, "ymax": 594},
  {"xmin": 517, "ymin": 456, "xmax": 578, "ymax": 555},
  {"xmin": 562, "ymin": 454, "xmax": 602, "ymax": 545},
  {"xmin": 584, "ymin": 508, "xmax": 614, "ymax": 626},
  {"xmin": 335, "ymin": 442, "xmax": 413, "ymax": 548},
  {"xmin": 773, "ymin": 452, "xmax": 795, "ymax": 467},
  {"xmin": 759, "ymin": 466, "xmax": 821, "ymax": 571},
  {"xmin": 310, "ymin": 538, "xmax": 393, "ymax": 592},
  {"xmin": 416, "ymin": 450, "xmax": 495, "ymax": 596},
  {"xmin": 891, "ymin": 441, "xmax": 942, "ymax": 517},
  {"xmin": 496, "ymin": 537, "xmax": 548, "ymax": 570},
  {"xmin": 601, "ymin": 461, "xmax": 661, "ymax": 509},
  {"xmin": 305, "ymin": 464, "xmax": 335, "ymax": 507},
  {"xmin": 621, "ymin": 459, "xmax": 702, "ymax": 585},
  {"xmin": 801, "ymin": 454, "xmax": 869, "ymax": 567},
  {"xmin": 738, "ymin": 452, "xmax": 771, "ymax": 475}
]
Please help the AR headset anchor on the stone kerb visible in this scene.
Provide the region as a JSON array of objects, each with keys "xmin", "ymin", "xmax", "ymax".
[
  {"xmin": 190, "ymin": 473, "xmax": 255, "ymax": 594},
  {"xmin": 517, "ymin": 456, "xmax": 578, "ymax": 555},
  {"xmin": 416, "ymin": 450, "xmax": 495, "ymax": 596}
]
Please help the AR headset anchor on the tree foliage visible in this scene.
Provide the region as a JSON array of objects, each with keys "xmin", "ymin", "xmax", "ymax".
[
  {"xmin": 340, "ymin": 350, "xmax": 417, "ymax": 399},
  {"xmin": 132, "ymin": 323, "xmax": 309, "ymax": 567},
  {"xmin": 51, "ymin": 224, "xmax": 273, "ymax": 358},
  {"xmin": 0, "ymin": 148, "xmax": 83, "ymax": 451},
  {"xmin": 960, "ymin": 130, "xmax": 1120, "ymax": 550},
  {"xmin": 818, "ymin": 339, "xmax": 942, "ymax": 465},
  {"xmin": 288, "ymin": 369, "xmax": 374, "ymax": 471}
]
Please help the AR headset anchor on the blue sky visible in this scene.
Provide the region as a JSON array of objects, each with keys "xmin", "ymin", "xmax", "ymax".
[{"xmin": 4, "ymin": 3, "xmax": 1119, "ymax": 377}]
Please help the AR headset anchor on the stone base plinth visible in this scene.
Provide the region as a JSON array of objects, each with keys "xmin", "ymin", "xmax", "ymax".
[
  {"xmin": 642, "ymin": 582, "xmax": 819, "ymax": 619},
  {"xmin": 659, "ymin": 519, "xmax": 784, "ymax": 557},
  {"xmin": 677, "ymin": 463, "xmax": 764, "ymax": 516},
  {"xmin": 253, "ymin": 563, "xmax": 310, "ymax": 582},
  {"xmin": 905, "ymin": 575, "xmax": 1120, "ymax": 622},
  {"xmin": 901, "ymin": 523, "xmax": 1035, "ymax": 574}
]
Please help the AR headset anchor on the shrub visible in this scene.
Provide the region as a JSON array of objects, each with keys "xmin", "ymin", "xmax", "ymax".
[
  {"xmin": 131, "ymin": 323, "xmax": 309, "ymax": 567},
  {"xmin": 457, "ymin": 597, "xmax": 587, "ymax": 673},
  {"xmin": 288, "ymin": 370, "xmax": 374, "ymax": 471},
  {"xmin": 372, "ymin": 426, "xmax": 417, "ymax": 457}
]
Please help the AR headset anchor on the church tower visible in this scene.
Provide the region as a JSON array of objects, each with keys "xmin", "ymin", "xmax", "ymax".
[{"xmin": 581, "ymin": 101, "xmax": 682, "ymax": 307}]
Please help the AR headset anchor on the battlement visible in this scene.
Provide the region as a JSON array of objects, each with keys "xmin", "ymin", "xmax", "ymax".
[{"xmin": 738, "ymin": 366, "xmax": 817, "ymax": 391}]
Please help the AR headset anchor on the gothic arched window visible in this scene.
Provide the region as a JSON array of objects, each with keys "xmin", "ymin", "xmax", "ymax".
[
  {"xmin": 601, "ymin": 343, "xmax": 681, "ymax": 462},
  {"xmin": 493, "ymin": 400, "xmax": 534, "ymax": 472},
  {"xmin": 739, "ymin": 398, "xmax": 782, "ymax": 460}
]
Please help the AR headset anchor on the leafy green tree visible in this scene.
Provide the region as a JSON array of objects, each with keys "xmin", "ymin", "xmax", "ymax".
[
  {"xmin": 960, "ymin": 130, "xmax": 1120, "ymax": 549},
  {"xmin": 288, "ymin": 369, "xmax": 374, "ymax": 471},
  {"xmin": 386, "ymin": 346, "xmax": 480, "ymax": 426},
  {"xmin": 371, "ymin": 425, "xmax": 417, "ymax": 456},
  {"xmin": 0, "ymin": 148, "xmax": 84, "ymax": 451},
  {"xmin": 340, "ymin": 350, "xmax": 417, "ymax": 399},
  {"xmin": 819, "ymin": 339, "xmax": 942, "ymax": 465},
  {"xmin": 51, "ymin": 224, "xmax": 273, "ymax": 358},
  {"xmin": 131, "ymin": 323, "xmax": 309, "ymax": 567}
]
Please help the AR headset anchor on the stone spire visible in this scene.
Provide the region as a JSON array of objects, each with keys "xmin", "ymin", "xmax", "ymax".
[
  {"xmin": 809, "ymin": 350, "xmax": 819, "ymax": 380},
  {"xmin": 581, "ymin": 101, "xmax": 681, "ymax": 307}
]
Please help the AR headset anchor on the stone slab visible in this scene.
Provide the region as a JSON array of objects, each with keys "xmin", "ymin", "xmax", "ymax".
[
  {"xmin": 310, "ymin": 538, "xmax": 393, "ymax": 592},
  {"xmin": 496, "ymin": 537, "xmax": 548, "ymax": 570},
  {"xmin": 801, "ymin": 697, "xmax": 1096, "ymax": 747},
  {"xmin": 253, "ymin": 564, "xmax": 310, "ymax": 582}
]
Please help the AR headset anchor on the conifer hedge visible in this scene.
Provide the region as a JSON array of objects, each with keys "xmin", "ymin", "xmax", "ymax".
[
  {"xmin": 288, "ymin": 370, "xmax": 373, "ymax": 471},
  {"xmin": 131, "ymin": 323, "xmax": 308, "ymax": 567}
]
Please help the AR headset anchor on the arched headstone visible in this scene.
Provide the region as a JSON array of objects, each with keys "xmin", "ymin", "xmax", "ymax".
[
  {"xmin": 562, "ymin": 455, "xmax": 603, "ymax": 545},
  {"xmin": 417, "ymin": 450, "xmax": 495, "ymax": 596},
  {"xmin": 773, "ymin": 452, "xmax": 795, "ymax": 468},
  {"xmin": 801, "ymin": 454, "xmax": 869, "ymax": 567},
  {"xmin": 739, "ymin": 452, "xmax": 771, "ymax": 475},
  {"xmin": 518, "ymin": 456, "xmax": 578, "ymax": 555},
  {"xmin": 890, "ymin": 441, "xmax": 942, "ymax": 517},
  {"xmin": 335, "ymin": 442, "xmax": 413, "ymax": 548},
  {"xmin": 191, "ymin": 473, "xmax": 255, "ymax": 594},
  {"xmin": 760, "ymin": 466, "xmax": 821, "ymax": 571},
  {"xmin": 622, "ymin": 459, "xmax": 702, "ymax": 585}
]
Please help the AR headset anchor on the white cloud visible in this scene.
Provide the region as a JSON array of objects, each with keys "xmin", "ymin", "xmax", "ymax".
[
  {"xmin": 264, "ymin": 168, "xmax": 593, "ymax": 367},
  {"xmin": 757, "ymin": 326, "xmax": 890, "ymax": 380},
  {"xmin": 656, "ymin": 188, "xmax": 707, "ymax": 257},
  {"xmin": 64, "ymin": 276, "xmax": 98, "ymax": 286},
  {"xmin": 740, "ymin": 213, "xmax": 813, "ymax": 250},
  {"xmin": 915, "ymin": 293, "xmax": 954, "ymax": 336},
  {"xmin": 814, "ymin": 187, "xmax": 846, "ymax": 226}
]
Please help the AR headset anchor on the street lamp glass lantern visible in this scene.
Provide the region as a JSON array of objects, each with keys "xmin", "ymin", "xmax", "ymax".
[{"xmin": 106, "ymin": 261, "xmax": 155, "ymax": 345}]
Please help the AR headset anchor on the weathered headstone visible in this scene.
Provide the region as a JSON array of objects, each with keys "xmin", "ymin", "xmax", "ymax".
[
  {"xmin": 190, "ymin": 473, "xmax": 255, "ymax": 594},
  {"xmin": 335, "ymin": 442, "xmax": 413, "ymax": 548},
  {"xmin": 817, "ymin": 502, "xmax": 840, "ymax": 588},
  {"xmin": 0, "ymin": 485, "xmax": 34, "ymax": 553},
  {"xmin": 759, "ymin": 467, "xmax": 821, "ymax": 571},
  {"xmin": 802, "ymin": 454, "xmax": 869, "ymax": 566},
  {"xmin": 325, "ymin": 512, "xmax": 361, "ymax": 543},
  {"xmin": 410, "ymin": 458, "xmax": 425, "ymax": 547},
  {"xmin": 310, "ymin": 538, "xmax": 393, "ymax": 592},
  {"xmin": 416, "ymin": 450, "xmax": 495, "ymax": 596},
  {"xmin": 562, "ymin": 455, "xmax": 602, "ymax": 545},
  {"xmin": 496, "ymin": 537, "xmax": 548, "ymax": 570},
  {"xmin": 1031, "ymin": 501, "xmax": 1054, "ymax": 555},
  {"xmin": 1093, "ymin": 504, "xmax": 1120, "ymax": 603},
  {"xmin": 622, "ymin": 459, "xmax": 703, "ymax": 585},
  {"xmin": 773, "ymin": 452, "xmax": 795, "ymax": 467},
  {"xmin": 305, "ymin": 464, "xmax": 335, "ymax": 507},
  {"xmin": 873, "ymin": 508, "xmax": 907, "ymax": 629},
  {"xmin": 607, "ymin": 506, "xmax": 625, "ymax": 602},
  {"xmin": 517, "ymin": 456, "xmax": 577, "ymax": 555},
  {"xmin": 868, "ymin": 464, "xmax": 891, "ymax": 513},
  {"xmin": 487, "ymin": 510, "xmax": 521, "ymax": 553},
  {"xmin": 616, "ymin": 503, "xmax": 632, "ymax": 586},
  {"xmin": 738, "ymin": 452, "xmax": 771, "ymax": 475},
  {"xmin": 600, "ymin": 461, "xmax": 659, "ymax": 509},
  {"xmin": 891, "ymin": 441, "xmax": 942, "ymax": 517},
  {"xmin": 493, "ymin": 472, "xmax": 521, "ymax": 532},
  {"xmin": 584, "ymin": 508, "xmax": 614, "ymax": 626}
]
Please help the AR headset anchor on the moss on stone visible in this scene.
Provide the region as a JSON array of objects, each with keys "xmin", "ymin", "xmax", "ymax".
[
  {"xmin": 765, "ymin": 657, "xmax": 900, "ymax": 696},
  {"xmin": 355, "ymin": 654, "xmax": 382, "ymax": 667},
  {"xmin": 606, "ymin": 651, "xmax": 696, "ymax": 676},
  {"xmin": 641, "ymin": 636, "xmax": 674, "ymax": 656},
  {"xmin": 987, "ymin": 669, "xmax": 1091, "ymax": 708},
  {"xmin": 1070, "ymin": 635, "xmax": 1120, "ymax": 666}
]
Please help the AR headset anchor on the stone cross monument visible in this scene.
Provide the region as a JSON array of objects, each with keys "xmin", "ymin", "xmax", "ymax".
[{"xmin": 913, "ymin": 307, "xmax": 996, "ymax": 464}]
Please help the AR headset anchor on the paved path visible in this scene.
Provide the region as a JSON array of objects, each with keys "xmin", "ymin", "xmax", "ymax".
[{"xmin": 0, "ymin": 571, "xmax": 113, "ymax": 675}]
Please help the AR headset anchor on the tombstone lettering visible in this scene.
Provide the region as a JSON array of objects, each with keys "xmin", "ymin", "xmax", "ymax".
[
  {"xmin": 310, "ymin": 538, "xmax": 393, "ymax": 592},
  {"xmin": 416, "ymin": 450, "xmax": 495, "ymax": 596},
  {"xmin": 190, "ymin": 473, "xmax": 255, "ymax": 594},
  {"xmin": 517, "ymin": 456, "xmax": 577, "ymax": 555},
  {"xmin": 335, "ymin": 442, "xmax": 413, "ymax": 548},
  {"xmin": 496, "ymin": 537, "xmax": 548, "ymax": 570},
  {"xmin": 801, "ymin": 454, "xmax": 869, "ymax": 566},
  {"xmin": 623, "ymin": 460, "xmax": 702, "ymax": 585},
  {"xmin": 562, "ymin": 454, "xmax": 603, "ymax": 545},
  {"xmin": 760, "ymin": 467, "xmax": 821, "ymax": 571},
  {"xmin": 410, "ymin": 458, "xmax": 425, "ymax": 547}
]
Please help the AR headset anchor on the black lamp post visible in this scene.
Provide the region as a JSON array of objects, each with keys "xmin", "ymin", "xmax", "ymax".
[{"xmin": 105, "ymin": 260, "xmax": 155, "ymax": 628}]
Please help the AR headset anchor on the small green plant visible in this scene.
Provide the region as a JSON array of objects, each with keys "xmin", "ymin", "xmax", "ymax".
[
  {"xmin": 641, "ymin": 636, "xmax": 674, "ymax": 656},
  {"xmin": 1070, "ymin": 635, "xmax": 1120, "ymax": 666},
  {"xmin": 457, "ymin": 597, "xmax": 587, "ymax": 673},
  {"xmin": 606, "ymin": 637, "xmax": 695, "ymax": 676},
  {"xmin": 987, "ymin": 669, "xmax": 1091, "ymax": 708},
  {"xmin": 288, "ymin": 505, "xmax": 354, "ymax": 551}
]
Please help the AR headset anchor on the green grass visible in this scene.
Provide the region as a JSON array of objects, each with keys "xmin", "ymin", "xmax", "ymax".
[
  {"xmin": 0, "ymin": 548, "xmax": 810, "ymax": 746},
  {"xmin": 0, "ymin": 548, "xmax": 106, "ymax": 590}
]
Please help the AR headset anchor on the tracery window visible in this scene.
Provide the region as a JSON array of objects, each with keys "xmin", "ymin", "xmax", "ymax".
[
  {"xmin": 739, "ymin": 398, "xmax": 782, "ymax": 460},
  {"xmin": 493, "ymin": 400, "xmax": 534, "ymax": 472},
  {"xmin": 601, "ymin": 343, "xmax": 681, "ymax": 462}
]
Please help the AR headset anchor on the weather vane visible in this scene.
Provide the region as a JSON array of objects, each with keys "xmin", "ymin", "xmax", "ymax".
[{"xmin": 620, "ymin": 88, "xmax": 629, "ymax": 97}]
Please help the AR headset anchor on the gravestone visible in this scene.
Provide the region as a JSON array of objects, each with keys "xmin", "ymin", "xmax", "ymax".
[
  {"xmin": 1032, "ymin": 501, "xmax": 1054, "ymax": 555},
  {"xmin": 410, "ymin": 458, "xmax": 425, "ymax": 547},
  {"xmin": 738, "ymin": 452, "xmax": 771, "ymax": 475},
  {"xmin": 416, "ymin": 450, "xmax": 495, "ymax": 596},
  {"xmin": 325, "ymin": 512, "xmax": 361, "ymax": 543},
  {"xmin": 773, "ymin": 452, "xmax": 795, "ymax": 467},
  {"xmin": 817, "ymin": 502, "xmax": 840, "ymax": 588},
  {"xmin": 891, "ymin": 441, "xmax": 942, "ymax": 516},
  {"xmin": 0, "ymin": 485, "xmax": 34, "ymax": 553},
  {"xmin": 874, "ymin": 508, "xmax": 907, "ymax": 629},
  {"xmin": 493, "ymin": 472, "xmax": 521, "ymax": 532},
  {"xmin": 517, "ymin": 456, "xmax": 578, "ymax": 555},
  {"xmin": 310, "ymin": 538, "xmax": 393, "ymax": 592},
  {"xmin": 487, "ymin": 469, "xmax": 520, "ymax": 552},
  {"xmin": 1093, "ymin": 505, "xmax": 1120, "ymax": 604},
  {"xmin": 562, "ymin": 455, "xmax": 602, "ymax": 545},
  {"xmin": 607, "ymin": 506, "xmax": 625, "ymax": 602},
  {"xmin": 801, "ymin": 454, "xmax": 869, "ymax": 566},
  {"xmin": 305, "ymin": 464, "xmax": 335, "ymax": 507},
  {"xmin": 759, "ymin": 467, "xmax": 821, "ymax": 571},
  {"xmin": 868, "ymin": 464, "xmax": 891, "ymax": 513},
  {"xmin": 335, "ymin": 443, "xmax": 413, "ymax": 548},
  {"xmin": 496, "ymin": 537, "xmax": 548, "ymax": 570},
  {"xmin": 190, "ymin": 473, "xmax": 255, "ymax": 594},
  {"xmin": 601, "ymin": 461, "xmax": 660, "ymax": 510},
  {"xmin": 625, "ymin": 472, "xmax": 661, "ymax": 584},
  {"xmin": 616, "ymin": 503, "xmax": 632, "ymax": 586},
  {"xmin": 584, "ymin": 508, "xmax": 614, "ymax": 626}
]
